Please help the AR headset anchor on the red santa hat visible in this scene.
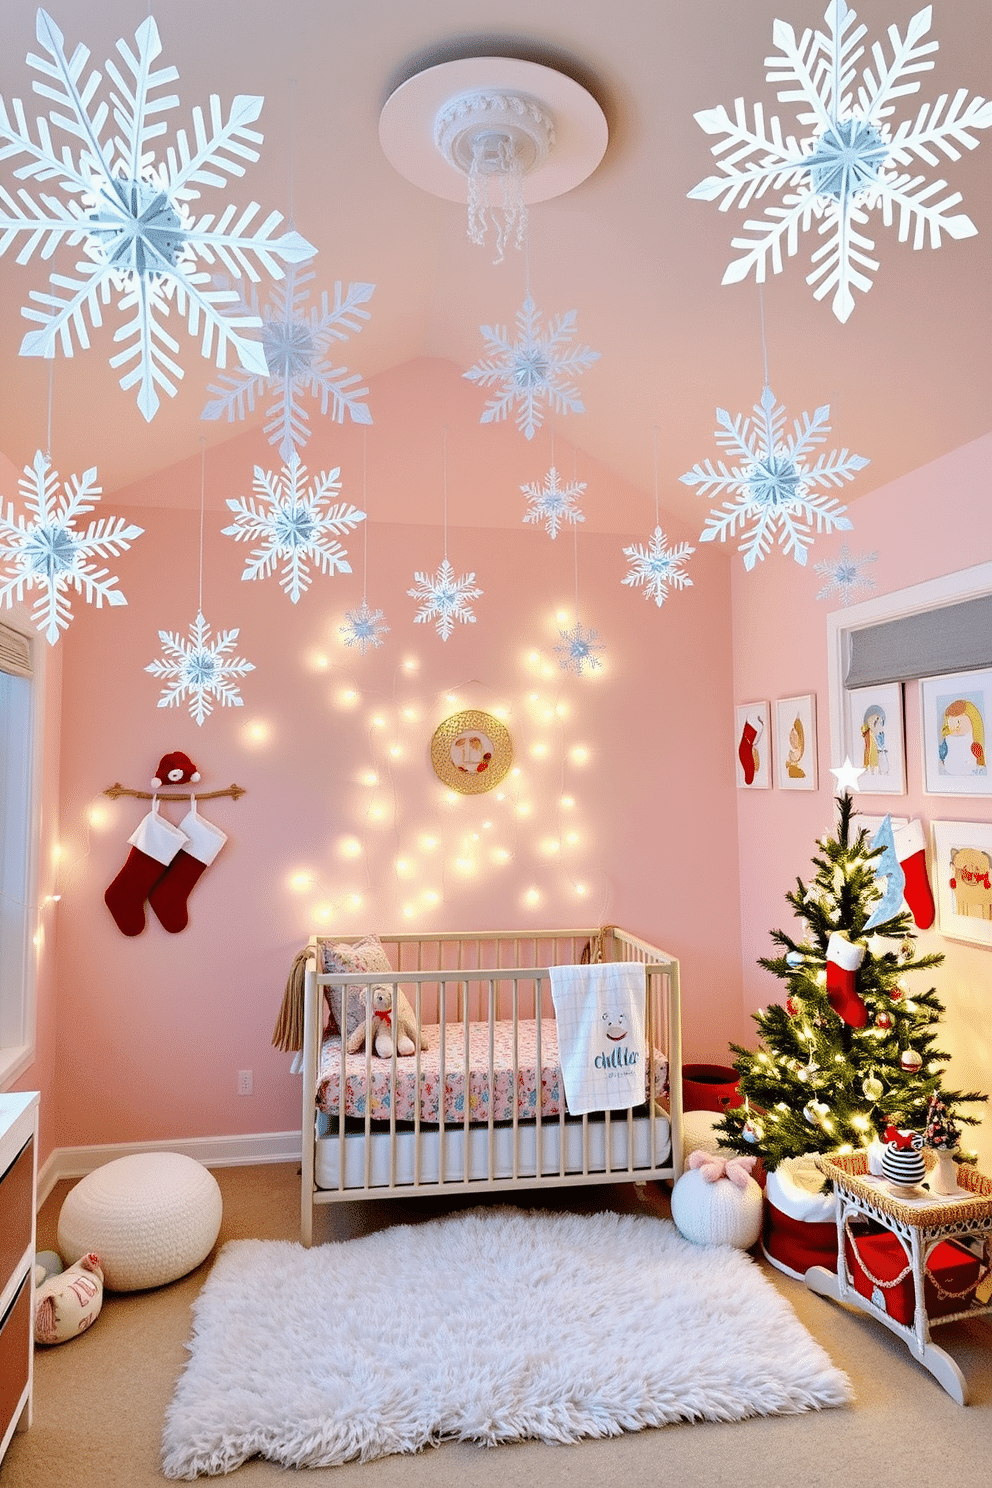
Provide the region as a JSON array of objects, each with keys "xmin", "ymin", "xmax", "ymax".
[{"xmin": 151, "ymin": 751, "xmax": 201, "ymax": 789}]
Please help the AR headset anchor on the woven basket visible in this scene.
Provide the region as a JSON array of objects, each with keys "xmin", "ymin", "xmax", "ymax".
[{"xmin": 815, "ymin": 1150, "xmax": 992, "ymax": 1229}]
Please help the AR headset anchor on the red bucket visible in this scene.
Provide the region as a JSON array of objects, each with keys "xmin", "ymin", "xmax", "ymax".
[{"xmin": 682, "ymin": 1063, "xmax": 742, "ymax": 1113}]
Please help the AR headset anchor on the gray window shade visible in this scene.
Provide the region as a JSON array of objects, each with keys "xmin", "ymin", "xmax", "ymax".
[
  {"xmin": 844, "ymin": 595, "xmax": 992, "ymax": 689},
  {"xmin": 0, "ymin": 621, "xmax": 32, "ymax": 679}
]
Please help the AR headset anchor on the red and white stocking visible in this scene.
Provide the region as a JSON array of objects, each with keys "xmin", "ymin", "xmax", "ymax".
[
  {"xmin": 825, "ymin": 931, "xmax": 868, "ymax": 1028},
  {"xmin": 148, "ymin": 799, "xmax": 227, "ymax": 933},
  {"xmin": 738, "ymin": 719, "xmax": 759, "ymax": 785},
  {"xmin": 892, "ymin": 819, "xmax": 935, "ymax": 930},
  {"xmin": 104, "ymin": 801, "xmax": 189, "ymax": 937}
]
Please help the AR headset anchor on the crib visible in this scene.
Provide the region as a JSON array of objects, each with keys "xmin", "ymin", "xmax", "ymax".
[{"xmin": 298, "ymin": 926, "xmax": 683, "ymax": 1245}]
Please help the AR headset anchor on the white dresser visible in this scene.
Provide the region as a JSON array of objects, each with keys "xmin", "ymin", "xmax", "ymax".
[{"xmin": 0, "ymin": 1091, "xmax": 39, "ymax": 1465}]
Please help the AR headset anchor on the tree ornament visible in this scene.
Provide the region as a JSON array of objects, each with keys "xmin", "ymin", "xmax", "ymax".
[
  {"xmin": 687, "ymin": 0, "xmax": 992, "ymax": 323},
  {"xmin": 900, "ymin": 1048, "xmax": 923, "ymax": 1073},
  {"xmin": 463, "ymin": 294, "xmax": 600, "ymax": 440},
  {"xmin": 863, "ymin": 1075, "xmax": 884, "ymax": 1102},
  {"xmin": 742, "ymin": 1117, "xmax": 764, "ymax": 1144},
  {"xmin": 875, "ymin": 1010, "xmax": 894, "ymax": 1032},
  {"xmin": 803, "ymin": 1100, "xmax": 829, "ymax": 1126},
  {"xmin": 785, "ymin": 951, "xmax": 804, "ymax": 968},
  {"xmin": 785, "ymin": 995, "xmax": 800, "ymax": 1016},
  {"xmin": 889, "ymin": 984, "xmax": 905, "ymax": 1003},
  {"xmin": 825, "ymin": 930, "xmax": 868, "ymax": 1027}
]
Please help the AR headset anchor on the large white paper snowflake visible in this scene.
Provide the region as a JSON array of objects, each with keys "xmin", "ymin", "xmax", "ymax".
[
  {"xmin": 688, "ymin": 1, "xmax": 992, "ymax": 321},
  {"xmin": 201, "ymin": 261, "xmax": 374, "ymax": 460},
  {"xmin": 145, "ymin": 610, "xmax": 254, "ymax": 725},
  {"xmin": 340, "ymin": 599, "xmax": 389, "ymax": 655},
  {"xmin": 221, "ymin": 458, "xmax": 365, "ymax": 604},
  {"xmin": 815, "ymin": 541, "xmax": 878, "ymax": 604},
  {"xmin": 0, "ymin": 449, "xmax": 143, "ymax": 644},
  {"xmin": 408, "ymin": 559, "xmax": 482, "ymax": 641},
  {"xmin": 463, "ymin": 294, "xmax": 600, "ymax": 439},
  {"xmin": 555, "ymin": 621, "xmax": 604, "ymax": 676},
  {"xmin": 680, "ymin": 384, "xmax": 867, "ymax": 570},
  {"xmin": 0, "ymin": 10, "xmax": 314, "ymax": 418},
  {"xmin": 622, "ymin": 527, "xmax": 695, "ymax": 607},
  {"xmin": 521, "ymin": 466, "xmax": 586, "ymax": 538}
]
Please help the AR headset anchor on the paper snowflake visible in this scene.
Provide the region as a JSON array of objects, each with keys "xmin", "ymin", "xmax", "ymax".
[
  {"xmin": 0, "ymin": 10, "xmax": 314, "ymax": 418},
  {"xmin": 340, "ymin": 599, "xmax": 389, "ymax": 655},
  {"xmin": 680, "ymin": 384, "xmax": 867, "ymax": 569},
  {"xmin": 145, "ymin": 610, "xmax": 254, "ymax": 725},
  {"xmin": 408, "ymin": 559, "xmax": 482, "ymax": 641},
  {"xmin": 555, "ymin": 621, "xmax": 604, "ymax": 676},
  {"xmin": 0, "ymin": 449, "xmax": 143, "ymax": 644},
  {"xmin": 521, "ymin": 466, "xmax": 586, "ymax": 538},
  {"xmin": 622, "ymin": 526, "xmax": 695, "ymax": 606},
  {"xmin": 463, "ymin": 294, "xmax": 600, "ymax": 439},
  {"xmin": 201, "ymin": 261, "xmax": 374, "ymax": 460},
  {"xmin": 688, "ymin": 1, "xmax": 992, "ymax": 321},
  {"xmin": 814, "ymin": 541, "xmax": 878, "ymax": 604},
  {"xmin": 221, "ymin": 458, "xmax": 365, "ymax": 604}
]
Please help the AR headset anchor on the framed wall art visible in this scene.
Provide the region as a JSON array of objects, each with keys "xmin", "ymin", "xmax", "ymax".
[
  {"xmin": 844, "ymin": 682, "xmax": 906, "ymax": 796},
  {"xmin": 931, "ymin": 819, "xmax": 992, "ymax": 947},
  {"xmin": 774, "ymin": 694, "xmax": 817, "ymax": 791},
  {"xmin": 734, "ymin": 701, "xmax": 770, "ymax": 789},
  {"xmin": 430, "ymin": 709, "xmax": 513, "ymax": 795},
  {"xmin": 920, "ymin": 667, "xmax": 991, "ymax": 797}
]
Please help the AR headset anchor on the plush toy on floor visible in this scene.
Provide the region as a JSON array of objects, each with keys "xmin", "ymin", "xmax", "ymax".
[
  {"xmin": 347, "ymin": 985, "xmax": 420, "ymax": 1057},
  {"xmin": 671, "ymin": 1149, "xmax": 763, "ymax": 1250},
  {"xmin": 34, "ymin": 1252, "xmax": 104, "ymax": 1345}
]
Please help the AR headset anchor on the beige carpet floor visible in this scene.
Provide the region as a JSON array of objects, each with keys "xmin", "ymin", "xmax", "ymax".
[{"xmin": 4, "ymin": 1163, "xmax": 991, "ymax": 1486}]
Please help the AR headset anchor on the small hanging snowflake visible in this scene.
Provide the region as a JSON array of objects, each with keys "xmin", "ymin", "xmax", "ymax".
[
  {"xmin": 0, "ymin": 11, "xmax": 313, "ymax": 418},
  {"xmin": 145, "ymin": 611, "xmax": 254, "ymax": 726},
  {"xmin": 622, "ymin": 527, "xmax": 695, "ymax": 606},
  {"xmin": 555, "ymin": 621, "xmax": 604, "ymax": 676},
  {"xmin": 340, "ymin": 599, "xmax": 389, "ymax": 655},
  {"xmin": 688, "ymin": 0, "xmax": 992, "ymax": 321},
  {"xmin": 408, "ymin": 559, "xmax": 482, "ymax": 641},
  {"xmin": 221, "ymin": 458, "xmax": 365, "ymax": 603},
  {"xmin": 814, "ymin": 541, "xmax": 878, "ymax": 605},
  {"xmin": 680, "ymin": 384, "xmax": 868, "ymax": 569},
  {"xmin": 463, "ymin": 294, "xmax": 600, "ymax": 439},
  {"xmin": 521, "ymin": 466, "xmax": 586, "ymax": 538},
  {"xmin": 202, "ymin": 262, "xmax": 374, "ymax": 460},
  {"xmin": 0, "ymin": 449, "xmax": 143, "ymax": 644}
]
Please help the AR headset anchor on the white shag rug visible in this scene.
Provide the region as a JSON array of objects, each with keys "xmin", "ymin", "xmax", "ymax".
[{"xmin": 162, "ymin": 1207, "xmax": 851, "ymax": 1478}]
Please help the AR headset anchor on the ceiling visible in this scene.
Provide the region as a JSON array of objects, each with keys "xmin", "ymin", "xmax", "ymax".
[{"xmin": 0, "ymin": 0, "xmax": 989, "ymax": 531}]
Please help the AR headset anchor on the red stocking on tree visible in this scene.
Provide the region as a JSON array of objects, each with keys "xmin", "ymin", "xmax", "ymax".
[
  {"xmin": 104, "ymin": 802, "xmax": 189, "ymax": 936},
  {"xmin": 825, "ymin": 931, "xmax": 868, "ymax": 1028},
  {"xmin": 148, "ymin": 799, "xmax": 227, "ymax": 933}
]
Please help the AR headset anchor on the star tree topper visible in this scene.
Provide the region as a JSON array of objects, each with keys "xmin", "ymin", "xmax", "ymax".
[
  {"xmin": 145, "ymin": 610, "xmax": 254, "ymax": 726},
  {"xmin": 463, "ymin": 294, "xmax": 600, "ymax": 440},
  {"xmin": 0, "ymin": 449, "xmax": 143, "ymax": 644},
  {"xmin": 688, "ymin": 1, "xmax": 992, "ymax": 322},
  {"xmin": 680, "ymin": 384, "xmax": 868, "ymax": 569},
  {"xmin": 0, "ymin": 10, "xmax": 314, "ymax": 418}
]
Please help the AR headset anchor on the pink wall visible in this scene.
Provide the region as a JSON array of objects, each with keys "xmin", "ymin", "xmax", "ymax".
[
  {"xmin": 731, "ymin": 433, "xmax": 992, "ymax": 1169},
  {"xmin": 33, "ymin": 358, "xmax": 744, "ymax": 1155}
]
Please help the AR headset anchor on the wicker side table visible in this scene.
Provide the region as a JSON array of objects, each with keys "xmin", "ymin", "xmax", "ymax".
[{"xmin": 804, "ymin": 1152, "xmax": 992, "ymax": 1404}]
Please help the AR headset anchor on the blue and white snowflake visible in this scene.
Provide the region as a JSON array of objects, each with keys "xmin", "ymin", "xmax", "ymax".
[
  {"xmin": 688, "ymin": 1, "xmax": 992, "ymax": 321},
  {"xmin": 555, "ymin": 621, "xmax": 604, "ymax": 676},
  {"xmin": 201, "ymin": 261, "xmax": 374, "ymax": 460},
  {"xmin": 0, "ymin": 10, "xmax": 313, "ymax": 419},
  {"xmin": 622, "ymin": 527, "xmax": 695, "ymax": 607},
  {"xmin": 0, "ymin": 449, "xmax": 143, "ymax": 644},
  {"xmin": 463, "ymin": 294, "xmax": 600, "ymax": 440},
  {"xmin": 680, "ymin": 384, "xmax": 868, "ymax": 570},
  {"xmin": 521, "ymin": 466, "xmax": 586, "ymax": 538},
  {"xmin": 222, "ymin": 458, "xmax": 365, "ymax": 604},
  {"xmin": 814, "ymin": 541, "xmax": 878, "ymax": 605},
  {"xmin": 340, "ymin": 599, "xmax": 389, "ymax": 655},
  {"xmin": 145, "ymin": 610, "xmax": 254, "ymax": 726},
  {"xmin": 408, "ymin": 559, "xmax": 482, "ymax": 641}
]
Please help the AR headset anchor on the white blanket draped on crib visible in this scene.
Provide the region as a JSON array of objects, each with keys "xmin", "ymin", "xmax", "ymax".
[{"xmin": 548, "ymin": 962, "xmax": 646, "ymax": 1115}]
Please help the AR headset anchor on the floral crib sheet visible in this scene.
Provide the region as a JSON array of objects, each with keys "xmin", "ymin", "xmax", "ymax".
[{"xmin": 316, "ymin": 1019, "xmax": 668, "ymax": 1125}]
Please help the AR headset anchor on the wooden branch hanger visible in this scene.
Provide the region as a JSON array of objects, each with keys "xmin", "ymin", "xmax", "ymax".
[{"xmin": 103, "ymin": 783, "xmax": 246, "ymax": 802}]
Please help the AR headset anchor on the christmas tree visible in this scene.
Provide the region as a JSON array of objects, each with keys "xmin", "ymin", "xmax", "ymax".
[{"xmin": 716, "ymin": 792, "xmax": 985, "ymax": 1169}]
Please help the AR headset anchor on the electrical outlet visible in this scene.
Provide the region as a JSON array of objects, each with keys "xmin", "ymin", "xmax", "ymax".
[{"xmin": 237, "ymin": 1069, "xmax": 253, "ymax": 1096}]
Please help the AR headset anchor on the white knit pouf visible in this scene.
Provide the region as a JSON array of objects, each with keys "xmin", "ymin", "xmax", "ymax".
[
  {"xmin": 58, "ymin": 1153, "xmax": 222, "ymax": 1292},
  {"xmin": 670, "ymin": 1166, "xmax": 764, "ymax": 1250}
]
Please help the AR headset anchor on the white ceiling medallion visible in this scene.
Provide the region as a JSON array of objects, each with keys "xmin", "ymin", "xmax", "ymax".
[{"xmin": 379, "ymin": 58, "xmax": 608, "ymax": 261}]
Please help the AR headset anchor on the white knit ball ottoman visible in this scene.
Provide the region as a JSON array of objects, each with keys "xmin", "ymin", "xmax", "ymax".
[
  {"xmin": 671, "ymin": 1161, "xmax": 763, "ymax": 1250},
  {"xmin": 58, "ymin": 1153, "xmax": 223, "ymax": 1292}
]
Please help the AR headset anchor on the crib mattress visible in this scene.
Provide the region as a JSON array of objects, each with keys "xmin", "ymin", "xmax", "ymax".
[{"xmin": 316, "ymin": 1018, "xmax": 668, "ymax": 1125}]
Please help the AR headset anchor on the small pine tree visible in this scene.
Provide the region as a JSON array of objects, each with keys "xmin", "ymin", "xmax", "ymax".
[{"xmin": 716, "ymin": 792, "xmax": 985, "ymax": 1169}]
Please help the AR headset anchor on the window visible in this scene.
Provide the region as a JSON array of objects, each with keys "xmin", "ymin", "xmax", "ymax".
[{"xmin": 0, "ymin": 616, "xmax": 39, "ymax": 1085}]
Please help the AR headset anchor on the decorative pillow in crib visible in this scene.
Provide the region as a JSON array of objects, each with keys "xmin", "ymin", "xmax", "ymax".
[{"xmin": 319, "ymin": 935, "xmax": 426, "ymax": 1056}]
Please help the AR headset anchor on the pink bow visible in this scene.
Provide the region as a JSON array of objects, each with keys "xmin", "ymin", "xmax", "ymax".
[{"xmin": 687, "ymin": 1149, "xmax": 757, "ymax": 1190}]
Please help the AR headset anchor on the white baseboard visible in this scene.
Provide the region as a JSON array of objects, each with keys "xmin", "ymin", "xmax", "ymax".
[{"xmin": 37, "ymin": 1130, "xmax": 303, "ymax": 1208}]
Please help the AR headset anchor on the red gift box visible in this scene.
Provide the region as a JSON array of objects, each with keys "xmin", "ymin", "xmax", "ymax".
[{"xmin": 844, "ymin": 1229, "xmax": 982, "ymax": 1325}]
